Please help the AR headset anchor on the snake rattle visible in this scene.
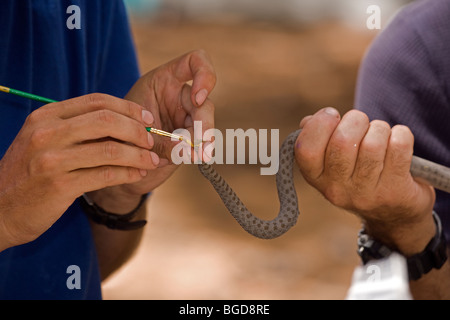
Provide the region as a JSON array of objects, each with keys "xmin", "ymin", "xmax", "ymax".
[{"xmin": 197, "ymin": 129, "xmax": 450, "ymax": 240}]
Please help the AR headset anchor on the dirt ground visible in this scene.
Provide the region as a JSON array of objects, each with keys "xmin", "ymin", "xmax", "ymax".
[{"xmin": 102, "ymin": 18, "xmax": 376, "ymax": 300}]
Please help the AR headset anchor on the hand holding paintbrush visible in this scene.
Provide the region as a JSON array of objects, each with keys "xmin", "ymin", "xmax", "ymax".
[
  {"xmin": 0, "ymin": 50, "xmax": 216, "ymax": 251},
  {"xmin": 0, "ymin": 85, "xmax": 197, "ymax": 147},
  {"xmin": 0, "ymin": 92, "xmax": 162, "ymax": 250}
]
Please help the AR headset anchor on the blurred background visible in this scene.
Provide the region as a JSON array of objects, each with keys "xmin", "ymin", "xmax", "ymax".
[{"xmin": 103, "ymin": 0, "xmax": 412, "ymax": 300}]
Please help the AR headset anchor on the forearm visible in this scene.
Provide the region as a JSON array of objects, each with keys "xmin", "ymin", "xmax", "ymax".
[
  {"xmin": 0, "ymin": 219, "xmax": 13, "ymax": 253},
  {"xmin": 295, "ymin": 108, "xmax": 450, "ymax": 299},
  {"xmin": 87, "ymin": 187, "xmax": 148, "ymax": 280},
  {"xmin": 364, "ymin": 211, "xmax": 449, "ymax": 299}
]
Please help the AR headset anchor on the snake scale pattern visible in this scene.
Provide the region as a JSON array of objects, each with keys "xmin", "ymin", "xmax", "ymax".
[{"xmin": 198, "ymin": 129, "xmax": 450, "ymax": 240}]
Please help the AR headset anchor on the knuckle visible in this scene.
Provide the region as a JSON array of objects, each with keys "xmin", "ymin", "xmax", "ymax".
[
  {"xmin": 126, "ymin": 100, "xmax": 143, "ymax": 121},
  {"xmin": 193, "ymin": 48, "xmax": 207, "ymax": 56},
  {"xmin": 323, "ymin": 182, "xmax": 348, "ymax": 208},
  {"xmin": 134, "ymin": 123, "xmax": 151, "ymax": 148},
  {"xmin": 389, "ymin": 149, "xmax": 411, "ymax": 170},
  {"xmin": 84, "ymin": 93, "xmax": 109, "ymax": 107},
  {"xmin": 296, "ymin": 134, "xmax": 321, "ymax": 164},
  {"xmin": 354, "ymin": 158, "xmax": 380, "ymax": 180},
  {"xmin": 296, "ymin": 151, "xmax": 323, "ymax": 180},
  {"xmin": 190, "ymin": 49, "xmax": 216, "ymax": 76},
  {"xmin": 296, "ymin": 143, "xmax": 317, "ymax": 163},
  {"xmin": 330, "ymin": 130, "xmax": 352, "ymax": 150},
  {"xmin": 25, "ymin": 109, "xmax": 43, "ymax": 125},
  {"xmin": 29, "ymin": 127, "xmax": 53, "ymax": 148},
  {"xmin": 39, "ymin": 152, "xmax": 58, "ymax": 171},
  {"xmin": 371, "ymin": 120, "xmax": 391, "ymax": 132},
  {"xmin": 393, "ymin": 124, "xmax": 412, "ymax": 133},
  {"xmin": 326, "ymin": 149, "xmax": 352, "ymax": 178},
  {"xmin": 135, "ymin": 124, "xmax": 147, "ymax": 144},
  {"xmin": 390, "ymin": 125, "xmax": 414, "ymax": 151},
  {"xmin": 360, "ymin": 138, "xmax": 385, "ymax": 155},
  {"xmin": 125, "ymin": 123, "xmax": 148, "ymax": 149},
  {"xmin": 25, "ymin": 107, "xmax": 54, "ymax": 125},
  {"xmin": 347, "ymin": 109, "xmax": 370, "ymax": 124},
  {"xmin": 96, "ymin": 109, "xmax": 115, "ymax": 125},
  {"xmin": 103, "ymin": 141, "xmax": 121, "ymax": 161},
  {"xmin": 99, "ymin": 166, "xmax": 142, "ymax": 186},
  {"xmin": 29, "ymin": 151, "xmax": 60, "ymax": 175},
  {"xmin": 191, "ymin": 48, "xmax": 210, "ymax": 62},
  {"xmin": 101, "ymin": 166, "xmax": 115, "ymax": 184},
  {"xmin": 127, "ymin": 167, "xmax": 141, "ymax": 181}
]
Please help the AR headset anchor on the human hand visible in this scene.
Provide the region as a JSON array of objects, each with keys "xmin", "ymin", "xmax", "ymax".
[
  {"xmin": 295, "ymin": 108, "xmax": 436, "ymax": 254},
  {"xmin": 114, "ymin": 50, "xmax": 216, "ymax": 196},
  {"xmin": 0, "ymin": 94, "xmax": 158, "ymax": 250}
]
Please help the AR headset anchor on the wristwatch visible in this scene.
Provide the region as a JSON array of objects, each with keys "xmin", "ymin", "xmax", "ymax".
[
  {"xmin": 357, "ymin": 211, "xmax": 448, "ymax": 281},
  {"xmin": 80, "ymin": 193, "xmax": 148, "ymax": 231}
]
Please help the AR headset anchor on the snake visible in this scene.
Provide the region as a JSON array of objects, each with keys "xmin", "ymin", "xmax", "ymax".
[{"xmin": 197, "ymin": 129, "xmax": 450, "ymax": 240}]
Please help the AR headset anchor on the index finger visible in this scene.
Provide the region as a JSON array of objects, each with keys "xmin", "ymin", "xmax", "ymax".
[
  {"xmin": 48, "ymin": 93, "xmax": 148, "ymax": 124},
  {"xmin": 180, "ymin": 84, "xmax": 215, "ymax": 142},
  {"xmin": 295, "ymin": 107, "xmax": 341, "ymax": 180}
]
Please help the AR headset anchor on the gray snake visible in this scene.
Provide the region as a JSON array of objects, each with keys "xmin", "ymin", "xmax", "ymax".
[{"xmin": 198, "ymin": 129, "xmax": 450, "ymax": 239}]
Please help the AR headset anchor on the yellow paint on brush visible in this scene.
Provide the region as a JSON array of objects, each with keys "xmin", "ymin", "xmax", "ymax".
[
  {"xmin": 0, "ymin": 86, "xmax": 10, "ymax": 93},
  {"xmin": 146, "ymin": 127, "xmax": 202, "ymax": 147}
]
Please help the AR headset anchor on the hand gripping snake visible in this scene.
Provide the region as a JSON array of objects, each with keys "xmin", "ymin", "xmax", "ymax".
[{"xmin": 197, "ymin": 129, "xmax": 450, "ymax": 240}]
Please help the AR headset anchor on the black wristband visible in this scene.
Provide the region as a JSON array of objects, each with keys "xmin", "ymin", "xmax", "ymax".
[
  {"xmin": 80, "ymin": 193, "xmax": 148, "ymax": 231},
  {"xmin": 358, "ymin": 211, "xmax": 448, "ymax": 281},
  {"xmin": 406, "ymin": 212, "xmax": 448, "ymax": 281}
]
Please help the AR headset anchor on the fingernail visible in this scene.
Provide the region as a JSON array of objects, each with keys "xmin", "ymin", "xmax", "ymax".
[
  {"xmin": 147, "ymin": 132, "xmax": 154, "ymax": 148},
  {"xmin": 139, "ymin": 169, "xmax": 148, "ymax": 177},
  {"xmin": 142, "ymin": 110, "xmax": 154, "ymax": 125},
  {"xmin": 150, "ymin": 152, "xmax": 160, "ymax": 166},
  {"xmin": 324, "ymin": 107, "xmax": 339, "ymax": 117},
  {"xmin": 195, "ymin": 89, "xmax": 208, "ymax": 106}
]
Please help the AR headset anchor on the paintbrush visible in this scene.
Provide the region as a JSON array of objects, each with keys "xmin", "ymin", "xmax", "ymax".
[{"xmin": 0, "ymin": 85, "xmax": 195, "ymax": 146}]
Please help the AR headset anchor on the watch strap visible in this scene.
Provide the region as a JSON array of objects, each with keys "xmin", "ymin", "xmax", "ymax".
[
  {"xmin": 80, "ymin": 193, "xmax": 148, "ymax": 231},
  {"xmin": 406, "ymin": 212, "xmax": 447, "ymax": 280},
  {"xmin": 358, "ymin": 211, "xmax": 448, "ymax": 281}
]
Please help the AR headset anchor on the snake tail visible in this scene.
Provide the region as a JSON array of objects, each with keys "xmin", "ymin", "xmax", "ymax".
[{"xmin": 410, "ymin": 156, "xmax": 450, "ymax": 194}]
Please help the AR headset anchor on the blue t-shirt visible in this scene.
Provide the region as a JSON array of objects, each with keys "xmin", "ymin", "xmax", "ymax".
[
  {"xmin": 0, "ymin": 0, "xmax": 140, "ymax": 299},
  {"xmin": 355, "ymin": 0, "xmax": 450, "ymax": 242}
]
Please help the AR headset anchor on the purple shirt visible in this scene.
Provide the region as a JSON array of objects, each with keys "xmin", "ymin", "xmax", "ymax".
[{"xmin": 355, "ymin": 0, "xmax": 450, "ymax": 242}]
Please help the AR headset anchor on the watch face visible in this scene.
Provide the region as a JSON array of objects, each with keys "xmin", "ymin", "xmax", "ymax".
[{"xmin": 357, "ymin": 230, "xmax": 393, "ymax": 264}]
